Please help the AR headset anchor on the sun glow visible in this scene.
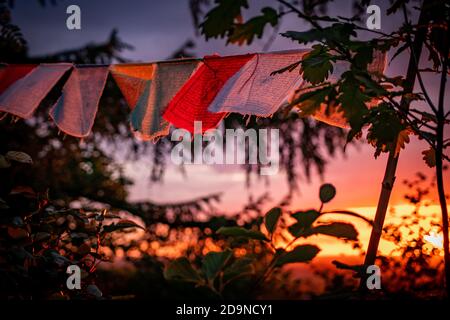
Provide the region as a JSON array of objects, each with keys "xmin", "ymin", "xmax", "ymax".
[{"xmin": 424, "ymin": 231, "xmax": 444, "ymax": 249}]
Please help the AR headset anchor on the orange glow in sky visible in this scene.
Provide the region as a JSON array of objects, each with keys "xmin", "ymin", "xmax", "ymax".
[{"xmin": 120, "ymin": 133, "xmax": 449, "ymax": 261}]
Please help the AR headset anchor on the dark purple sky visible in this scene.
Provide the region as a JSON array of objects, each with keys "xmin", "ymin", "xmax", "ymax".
[{"xmin": 12, "ymin": 0, "xmax": 394, "ymax": 61}]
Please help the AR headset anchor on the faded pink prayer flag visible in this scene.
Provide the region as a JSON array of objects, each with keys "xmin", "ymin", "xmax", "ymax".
[
  {"xmin": 0, "ymin": 63, "xmax": 72, "ymax": 118},
  {"xmin": 49, "ymin": 66, "xmax": 109, "ymax": 138}
]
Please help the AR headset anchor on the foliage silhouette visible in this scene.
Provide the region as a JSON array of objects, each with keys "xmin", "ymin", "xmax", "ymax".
[
  {"xmin": 198, "ymin": 0, "xmax": 449, "ymax": 296},
  {"xmin": 164, "ymin": 183, "xmax": 368, "ymax": 298},
  {"xmin": 0, "ymin": 150, "xmax": 144, "ymax": 299}
]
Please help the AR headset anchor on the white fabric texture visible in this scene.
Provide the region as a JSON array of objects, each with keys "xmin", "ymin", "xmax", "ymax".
[{"xmin": 208, "ymin": 50, "xmax": 309, "ymax": 117}]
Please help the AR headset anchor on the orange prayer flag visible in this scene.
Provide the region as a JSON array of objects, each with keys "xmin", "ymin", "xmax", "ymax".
[{"xmin": 110, "ymin": 64, "xmax": 155, "ymax": 110}]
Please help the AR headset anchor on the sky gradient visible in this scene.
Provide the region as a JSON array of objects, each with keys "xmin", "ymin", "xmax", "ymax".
[{"xmin": 9, "ymin": 0, "xmax": 449, "ymax": 230}]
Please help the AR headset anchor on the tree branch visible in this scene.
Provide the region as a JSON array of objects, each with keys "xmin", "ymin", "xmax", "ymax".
[
  {"xmin": 402, "ymin": 5, "xmax": 438, "ymax": 114},
  {"xmin": 276, "ymin": 0, "xmax": 324, "ymax": 30}
]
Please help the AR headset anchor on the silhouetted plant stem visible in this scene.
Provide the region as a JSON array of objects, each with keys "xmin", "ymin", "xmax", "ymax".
[
  {"xmin": 435, "ymin": 27, "xmax": 450, "ymax": 297},
  {"xmin": 360, "ymin": 2, "xmax": 428, "ymax": 292},
  {"xmin": 360, "ymin": 151, "xmax": 399, "ymax": 292}
]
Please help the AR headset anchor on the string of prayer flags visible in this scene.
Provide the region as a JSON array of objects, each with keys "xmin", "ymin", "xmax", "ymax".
[
  {"xmin": 0, "ymin": 63, "xmax": 72, "ymax": 118},
  {"xmin": 163, "ymin": 54, "xmax": 255, "ymax": 133},
  {"xmin": 0, "ymin": 49, "xmax": 388, "ymax": 139},
  {"xmin": 49, "ymin": 66, "xmax": 109, "ymax": 137}
]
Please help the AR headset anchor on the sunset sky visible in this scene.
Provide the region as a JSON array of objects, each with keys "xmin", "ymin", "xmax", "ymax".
[{"xmin": 10, "ymin": 0, "xmax": 449, "ymax": 257}]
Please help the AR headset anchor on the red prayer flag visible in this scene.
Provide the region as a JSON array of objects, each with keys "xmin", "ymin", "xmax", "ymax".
[
  {"xmin": 163, "ymin": 54, "xmax": 255, "ymax": 133},
  {"xmin": 0, "ymin": 64, "xmax": 37, "ymax": 94}
]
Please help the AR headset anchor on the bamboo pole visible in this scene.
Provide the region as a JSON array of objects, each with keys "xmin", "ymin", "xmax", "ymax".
[
  {"xmin": 359, "ymin": 1, "xmax": 429, "ymax": 291},
  {"xmin": 435, "ymin": 24, "xmax": 450, "ymax": 296}
]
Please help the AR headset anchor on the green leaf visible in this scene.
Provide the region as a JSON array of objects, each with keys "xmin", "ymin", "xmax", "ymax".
[
  {"xmin": 47, "ymin": 250, "xmax": 72, "ymax": 266},
  {"xmin": 282, "ymin": 29, "xmax": 324, "ymax": 44},
  {"xmin": 352, "ymin": 43, "xmax": 374, "ymax": 70},
  {"xmin": 32, "ymin": 232, "xmax": 51, "ymax": 243},
  {"xmin": 265, "ymin": 207, "xmax": 282, "ymax": 234},
  {"xmin": 217, "ymin": 226, "xmax": 268, "ymax": 241},
  {"xmin": 366, "ymin": 103, "xmax": 405, "ymax": 157},
  {"xmin": 202, "ymin": 250, "xmax": 233, "ymax": 281},
  {"xmin": 339, "ymin": 73, "xmax": 370, "ymax": 131},
  {"xmin": 332, "ymin": 260, "xmax": 364, "ymax": 275},
  {"xmin": 0, "ymin": 155, "xmax": 11, "ymax": 168},
  {"xmin": 293, "ymin": 86, "xmax": 334, "ymax": 115},
  {"xmin": 309, "ymin": 222, "xmax": 358, "ymax": 241},
  {"xmin": 300, "ymin": 45, "xmax": 334, "ymax": 85},
  {"xmin": 227, "ymin": 7, "xmax": 278, "ymax": 45},
  {"xmin": 288, "ymin": 210, "xmax": 320, "ymax": 237},
  {"xmin": 86, "ymin": 284, "xmax": 103, "ymax": 298},
  {"xmin": 282, "ymin": 23, "xmax": 355, "ymax": 45},
  {"xmin": 200, "ymin": 0, "xmax": 249, "ymax": 40},
  {"xmin": 319, "ymin": 183, "xmax": 336, "ymax": 203},
  {"xmin": 223, "ymin": 257, "xmax": 254, "ymax": 282},
  {"xmin": 164, "ymin": 258, "xmax": 202, "ymax": 283},
  {"xmin": 422, "ymin": 147, "xmax": 436, "ymax": 167},
  {"xmin": 352, "ymin": 71, "xmax": 387, "ymax": 97},
  {"xmin": 101, "ymin": 219, "xmax": 144, "ymax": 234},
  {"xmin": 287, "ymin": 223, "xmax": 303, "ymax": 238},
  {"xmin": 275, "ymin": 245, "xmax": 320, "ymax": 267},
  {"xmin": 292, "ymin": 209, "xmax": 320, "ymax": 226},
  {"xmin": 5, "ymin": 151, "xmax": 33, "ymax": 164}
]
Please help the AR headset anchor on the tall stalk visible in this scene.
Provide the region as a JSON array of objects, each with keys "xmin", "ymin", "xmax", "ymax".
[
  {"xmin": 435, "ymin": 25, "xmax": 450, "ymax": 296},
  {"xmin": 359, "ymin": 2, "xmax": 428, "ymax": 291}
]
